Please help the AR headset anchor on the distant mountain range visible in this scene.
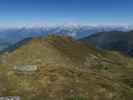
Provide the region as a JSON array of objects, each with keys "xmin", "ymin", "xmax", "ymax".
[
  {"xmin": 0, "ymin": 24, "xmax": 133, "ymax": 52},
  {"xmin": 80, "ymin": 31, "xmax": 133, "ymax": 56},
  {"xmin": 0, "ymin": 25, "xmax": 132, "ymax": 51}
]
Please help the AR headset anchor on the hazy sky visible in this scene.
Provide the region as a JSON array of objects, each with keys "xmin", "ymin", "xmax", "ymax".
[{"xmin": 0, "ymin": 0, "xmax": 133, "ymax": 27}]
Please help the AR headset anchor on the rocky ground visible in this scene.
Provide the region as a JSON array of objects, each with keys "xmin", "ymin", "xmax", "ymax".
[{"xmin": 0, "ymin": 35, "xmax": 133, "ymax": 100}]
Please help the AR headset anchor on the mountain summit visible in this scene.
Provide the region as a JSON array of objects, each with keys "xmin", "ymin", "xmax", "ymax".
[{"xmin": 0, "ymin": 35, "xmax": 133, "ymax": 100}]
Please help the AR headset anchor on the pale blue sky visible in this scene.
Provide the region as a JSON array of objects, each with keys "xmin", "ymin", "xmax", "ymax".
[{"xmin": 0, "ymin": 0, "xmax": 132, "ymax": 27}]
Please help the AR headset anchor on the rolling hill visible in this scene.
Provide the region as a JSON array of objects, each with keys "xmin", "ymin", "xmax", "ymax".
[{"xmin": 0, "ymin": 35, "xmax": 133, "ymax": 100}]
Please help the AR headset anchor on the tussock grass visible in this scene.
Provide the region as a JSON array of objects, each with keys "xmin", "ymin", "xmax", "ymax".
[{"xmin": 0, "ymin": 35, "xmax": 133, "ymax": 100}]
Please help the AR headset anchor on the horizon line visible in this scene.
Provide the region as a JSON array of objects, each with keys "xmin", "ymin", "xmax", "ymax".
[{"xmin": 0, "ymin": 23, "xmax": 132, "ymax": 29}]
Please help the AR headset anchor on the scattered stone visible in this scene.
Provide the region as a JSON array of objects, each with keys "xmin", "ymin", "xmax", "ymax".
[
  {"xmin": 14, "ymin": 64, "xmax": 38, "ymax": 72},
  {"xmin": 0, "ymin": 96, "xmax": 20, "ymax": 100}
]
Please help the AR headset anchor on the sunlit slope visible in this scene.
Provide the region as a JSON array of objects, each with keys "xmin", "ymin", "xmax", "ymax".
[{"xmin": 0, "ymin": 35, "xmax": 133, "ymax": 100}]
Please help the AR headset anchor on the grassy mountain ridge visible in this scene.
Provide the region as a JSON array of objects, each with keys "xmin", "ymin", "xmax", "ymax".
[
  {"xmin": 0, "ymin": 35, "xmax": 133, "ymax": 100},
  {"xmin": 79, "ymin": 31, "xmax": 133, "ymax": 56}
]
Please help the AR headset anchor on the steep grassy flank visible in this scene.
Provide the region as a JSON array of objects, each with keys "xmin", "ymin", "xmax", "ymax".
[
  {"xmin": 79, "ymin": 31, "xmax": 133, "ymax": 57},
  {"xmin": 0, "ymin": 35, "xmax": 133, "ymax": 100}
]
